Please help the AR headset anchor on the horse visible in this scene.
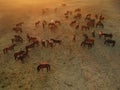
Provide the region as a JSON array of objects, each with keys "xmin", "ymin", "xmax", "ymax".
[
  {"xmin": 104, "ymin": 39, "xmax": 116, "ymax": 47},
  {"xmin": 50, "ymin": 39, "xmax": 62, "ymax": 45},
  {"xmin": 27, "ymin": 34, "xmax": 37, "ymax": 42},
  {"xmin": 87, "ymin": 19, "xmax": 95, "ymax": 28},
  {"xmin": 48, "ymin": 22, "xmax": 57, "ymax": 31},
  {"xmin": 96, "ymin": 21, "xmax": 104, "ymax": 28},
  {"xmin": 55, "ymin": 20, "xmax": 61, "ymax": 25},
  {"xmin": 74, "ymin": 13, "xmax": 82, "ymax": 20},
  {"xmin": 16, "ymin": 22, "xmax": 24, "ymax": 27},
  {"xmin": 14, "ymin": 50, "xmax": 25, "ymax": 60},
  {"xmin": 98, "ymin": 31, "xmax": 113, "ymax": 39},
  {"xmin": 37, "ymin": 63, "xmax": 50, "ymax": 72},
  {"xmin": 3, "ymin": 44, "xmax": 16, "ymax": 54},
  {"xmin": 74, "ymin": 8, "xmax": 81, "ymax": 12},
  {"xmin": 85, "ymin": 38, "xmax": 94, "ymax": 45},
  {"xmin": 81, "ymin": 41, "xmax": 93, "ymax": 48},
  {"xmin": 11, "ymin": 35, "xmax": 23, "ymax": 43},
  {"xmin": 16, "ymin": 49, "xmax": 29, "ymax": 63},
  {"xmin": 70, "ymin": 20, "xmax": 76, "ymax": 27},
  {"xmin": 35, "ymin": 21, "xmax": 40, "ymax": 27},
  {"xmin": 85, "ymin": 14, "xmax": 91, "ymax": 21},
  {"xmin": 13, "ymin": 27, "xmax": 22, "ymax": 33},
  {"xmin": 81, "ymin": 25, "xmax": 90, "ymax": 31}
]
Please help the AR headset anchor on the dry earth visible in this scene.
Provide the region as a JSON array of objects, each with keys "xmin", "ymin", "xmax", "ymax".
[{"xmin": 0, "ymin": 0, "xmax": 120, "ymax": 90}]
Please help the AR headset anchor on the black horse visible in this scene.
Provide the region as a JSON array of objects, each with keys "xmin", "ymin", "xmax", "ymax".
[{"xmin": 104, "ymin": 39, "xmax": 116, "ymax": 47}]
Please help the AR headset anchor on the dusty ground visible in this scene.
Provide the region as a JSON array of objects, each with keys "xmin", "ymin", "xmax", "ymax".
[{"xmin": 0, "ymin": 0, "xmax": 120, "ymax": 90}]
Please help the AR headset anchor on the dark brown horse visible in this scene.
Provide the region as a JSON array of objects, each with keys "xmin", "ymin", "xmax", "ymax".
[
  {"xmin": 3, "ymin": 44, "xmax": 16, "ymax": 54},
  {"xmin": 81, "ymin": 41, "xmax": 93, "ymax": 48},
  {"xmin": 11, "ymin": 35, "xmax": 23, "ymax": 43},
  {"xmin": 16, "ymin": 22, "xmax": 24, "ymax": 27},
  {"xmin": 35, "ymin": 21, "xmax": 40, "ymax": 27},
  {"xmin": 81, "ymin": 25, "xmax": 90, "ymax": 31},
  {"xmin": 74, "ymin": 8, "xmax": 81, "ymax": 12},
  {"xmin": 50, "ymin": 39, "xmax": 62, "ymax": 45},
  {"xmin": 74, "ymin": 13, "xmax": 82, "ymax": 20},
  {"xmin": 16, "ymin": 49, "xmax": 29, "ymax": 63},
  {"xmin": 37, "ymin": 63, "xmax": 50, "ymax": 72},
  {"xmin": 27, "ymin": 34, "xmax": 37, "ymax": 42},
  {"xmin": 48, "ymin": 22, "xmax": 57, "ymax": 31},
  {"xmin": 70, "ymin": 20, "xmax": 76, "ymax": 27},
  {"xmin": 85, "ymin": 38, "xmax": 94, "ymax": 45},
  {"xmin": 14, "ymin": 50, "xmax": 25, "ymax": 60},
  {"xmin": 98, "ymin": 31, "xmax": 113, "ymax": 39},
  {"xmin": 13, "ymin": 27, "xmax": 22, "ymax": 33}
]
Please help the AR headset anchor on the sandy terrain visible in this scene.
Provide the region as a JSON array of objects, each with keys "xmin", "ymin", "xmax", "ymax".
[{"xmin": 0, "ymin": 0, "xmax": 120, "ymax": 90}]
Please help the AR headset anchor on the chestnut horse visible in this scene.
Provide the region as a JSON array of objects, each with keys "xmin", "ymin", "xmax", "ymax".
[
  {"xmin": 85, "ymin": 38, "xmax": 94, "ymax": 45},
  {"xmin": 3, "ymin": 44, "xmax": 16, "ymax": 54},
  {"xmin": 37, "ymin": 63, "xmax": 50, "ymax": 72}
]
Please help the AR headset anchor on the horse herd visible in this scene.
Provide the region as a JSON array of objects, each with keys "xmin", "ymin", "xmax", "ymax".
[{"xmin": 2, "ymin": 7, "xmax": 116, "ymax": 72}]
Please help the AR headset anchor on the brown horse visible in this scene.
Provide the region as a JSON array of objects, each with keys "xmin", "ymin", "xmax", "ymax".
[
  {"xmin": 13, "ymin": 27, "xmax": 22, "ymax": 33},
  {"xmin": 74, "ymin": 13, "xmax": 82, "ymax": 20},
  {"xmin": 55, "ymin": 20, "xmax": 61, "ymax": 25},
  {"xmin": 98, "ymin": 31, "xmax": 113, "ymax": 39},
  {"xmin": 37, "ymin": 63, "xmax": 50, "ymax": 72},
  {"xmin": 85, "ymin": 38, "xmax": 94, "ymax": 45},
  {"xmin": 35, "ymin": 21, "xmax": 40, "ymax": 27},
  {"xmin": 50, "ymin": 39, "xmax": 62, "ymax": 45},
  {"xmin": 27, "ymin": 34, "xmax": 37, "ymax": 42},
  {"xmin": 70, "ymin": 20, "xmax": 76, "ymax": 27},
  {"xmin": 16, "ymin": 22, "xmax": 24, "ymax": 27},
  {"xmin": 74, "ymin": 8, "xmax": 81, "ymax": 12},
  {"xmin": 16, "ymin": 49, "xmax": 29, "ymax": 63},
  {"xmin": 3, "ymin": 44, "xmax": 16, "ymax": 54},
  {"xmin": 81, "ymin": 41, "xmax": 93, "ymax": 48},
  {"xmin": 14, "ymin": 50, "xmax": 25, "ymax": 60},
  {"xmin": 48, "ymin": 23, "xmax": 57, "ymax": 31},
  {"xmin": 11, "ymin": 35, "xmax": 23, "ymax": 43},
  {"xmin": 81, "ymin": 25, "xmax": 90, "ymax": 31}
]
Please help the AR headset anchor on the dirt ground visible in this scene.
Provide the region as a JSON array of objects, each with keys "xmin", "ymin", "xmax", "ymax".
[{"xmin": 0, "ymin": 0, "xmax": 120, "ymax": 90}]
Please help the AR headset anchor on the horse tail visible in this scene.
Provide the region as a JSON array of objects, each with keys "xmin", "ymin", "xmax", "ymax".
[{"xmin": 37, "ymin": 65, "xmax": 40, "ymax": 72}]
